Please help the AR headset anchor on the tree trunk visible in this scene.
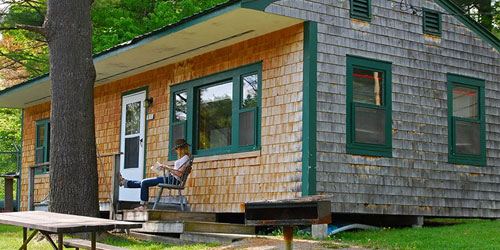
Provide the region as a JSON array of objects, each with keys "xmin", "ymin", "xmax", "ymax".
[{"xmin": 45, "ymin": 0, "xmax": 99, "ymax": 217}]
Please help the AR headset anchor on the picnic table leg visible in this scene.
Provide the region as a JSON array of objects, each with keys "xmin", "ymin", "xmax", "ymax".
[
  {"xmin": 22, "ymin": 228, "xmax": 27, "ymax": 250},
  {"xmin": 91, "ymin": 231, "xmax": 96, "ymax": 250},
  {"xmin": 18, "ymin": 229, "xmax": 39, "ymax": 250},
  {"xmin": 283, "ymin": 226, "xmax": 293, "ymax": 250},
  {"xmin": 40, "ymin": 231, "xmax": 58, "ymax": 250},
  {"xmin": 58, "ymin": 233, "xmax": 63, "ymax": 250}
]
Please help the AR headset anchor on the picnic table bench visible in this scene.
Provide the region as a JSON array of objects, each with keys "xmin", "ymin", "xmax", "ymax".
[
  {"xmin": 64, "ymin": 238, "xmax": 130, "ymax": 250},
  {"xmin": 0, "ymin": 211, "xmax": 142, "ymax": 250}
]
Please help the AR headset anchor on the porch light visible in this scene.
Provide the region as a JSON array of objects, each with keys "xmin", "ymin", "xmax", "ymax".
[{"xmin": 144, "ymin": 97, "xmax": 154, "ymax": 108}]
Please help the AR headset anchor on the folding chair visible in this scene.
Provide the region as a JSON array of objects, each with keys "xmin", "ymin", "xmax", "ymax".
[{"xmin": 152, "ymin": 156, "xmax": 194, "ymax": 210}]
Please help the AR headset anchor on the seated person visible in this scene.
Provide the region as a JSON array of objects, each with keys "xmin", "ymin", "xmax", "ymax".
[{"xmin": 120, "ymin": 139, "xmax": 191, "ymax": 210}]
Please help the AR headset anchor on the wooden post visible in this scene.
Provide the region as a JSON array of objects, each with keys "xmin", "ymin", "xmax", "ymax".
[
  {"xmin": 28, "ymin": 167, "xmax": 34, "ymax": 211},
  {"xmin": 22, "ymin": 227, "xmax": 27, "ymax": 250},
  {"xmin": 110, "ymin": 153, "xmax": 120, "ymax": 220},
  {"xmin": 58, "ymin": 233, "xmax": 63, "ymax": 250},
  {"xmin": 4, "ymin": 177, "xmax": 14, "ymax": 212},
  {"xmin": 283, "ymin": 226, "xmax": 293, "ymax": 250},
  {"xmin": 91, "ymin": 231, "xmax": 96, "ymax": 250}
]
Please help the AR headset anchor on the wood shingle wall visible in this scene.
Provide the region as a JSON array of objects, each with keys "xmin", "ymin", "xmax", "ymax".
[
  {"xmin": 20, "ymin": 24, "xmax": 305, "ymax": 212},
  {"xmin": 268, "ymin": 0, "xmax": 500, "ymax": 217}
]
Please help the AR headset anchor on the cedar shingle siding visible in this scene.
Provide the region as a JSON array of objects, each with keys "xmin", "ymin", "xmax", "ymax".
[{"xmin": 268, "ymin": 0, "xmax": 500, "ymax": 217}]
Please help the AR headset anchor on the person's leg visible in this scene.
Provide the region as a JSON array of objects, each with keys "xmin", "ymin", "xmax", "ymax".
[
  {"xmin": 140, "ymin": 177, "xmax": 164, "ymax": 203},
  {"xmin": 124, "ymin": 179, "xmax": 141, "ymax": 188}
]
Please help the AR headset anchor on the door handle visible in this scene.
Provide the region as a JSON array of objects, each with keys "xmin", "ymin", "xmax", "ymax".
[{"xmin": 140, "ymin": 138, "xmax": 143, "ymax": 147}]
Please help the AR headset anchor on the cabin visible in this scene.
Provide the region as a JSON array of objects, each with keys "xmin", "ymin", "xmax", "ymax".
[{"xmin": 0, "ymin": 0, "xmax": 499, "ymax": 221}]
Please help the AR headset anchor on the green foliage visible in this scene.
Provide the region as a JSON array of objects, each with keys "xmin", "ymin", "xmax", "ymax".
[
  {"xmin": 1, "ymin": 0, "xmax": 229, "ymax": 80},
  {"xmin": 91, "ymin": 0, "xmax": 229, "ymax": 53},
  {"xmin": 449, "ymin": 0, "xmax": 499, "ymax": 33},
  {"xmin": 329, "ymin": 218, "xmax": 500, "ymax": 250},
  {"xmin": 0, "ymin": 108, "xmax": 21, "ymax": 200},
  {"xmin": 0, "ymin": 108, "xmax": 21, "ymax": 152}
]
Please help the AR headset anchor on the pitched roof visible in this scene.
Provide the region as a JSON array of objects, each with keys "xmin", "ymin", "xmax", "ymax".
[{"xmin": 0, "ymin": 0, "xmax": 498, "ymax": 108}]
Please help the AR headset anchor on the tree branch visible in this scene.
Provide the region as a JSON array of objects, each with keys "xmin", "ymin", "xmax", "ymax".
[{"xmin": 15, "ymin": 24, "xmax": 46, "ymax": 37}]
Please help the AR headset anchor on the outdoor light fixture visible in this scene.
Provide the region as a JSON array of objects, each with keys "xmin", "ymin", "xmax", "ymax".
[{"xmin": 144, "ymin": 97, "xmax": 154, "ymax": 108}]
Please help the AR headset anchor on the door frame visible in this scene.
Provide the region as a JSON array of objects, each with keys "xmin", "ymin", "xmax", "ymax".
[{"xmin": 119, "ymin": 87, "xmax": 149, "ymax": 201}]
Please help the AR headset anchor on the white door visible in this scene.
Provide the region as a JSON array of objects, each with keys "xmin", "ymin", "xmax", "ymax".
[{"xmin": 119, "ymin": 91, "xmax": 146, "ymax": 201}]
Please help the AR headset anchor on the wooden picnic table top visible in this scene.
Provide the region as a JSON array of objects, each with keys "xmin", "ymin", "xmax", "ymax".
[{"xmin": 0, "ymin": 211, "xmax": 141, "ymax": 233}]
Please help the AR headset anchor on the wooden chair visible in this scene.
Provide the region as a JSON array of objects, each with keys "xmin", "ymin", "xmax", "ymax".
[{"xmin": 152, "ymin": 156, "xmax": 194, "ymax": 211}]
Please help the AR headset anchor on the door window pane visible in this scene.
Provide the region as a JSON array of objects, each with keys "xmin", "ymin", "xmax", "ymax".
[
  {"xmin": 242, "ymin": 74, "xmax": 258, "ymax": 108},
  {"xmin": 453, "ymin": 86, "xmax": 478, "ymax": 119},
  {"xmin": 355, "ymin": 106, "xmax": 385, "ymax": 144},
  {"xmin": 125, "ymin": 101, "xmax": 141, "ymax": 135},
  {"xmin": 353, "ymin": 68, "xmax": 383, "ymax": 106},
  {"xmin": 175, "ymin": 92, "xmax": 187, "ymax": 121},
  {"xmin": 124, "ymin": 137, "xmax": 139, "ymax": 169},
  {"xmin": 455, "ymin": 120, "xmax": 480, "ymax": 155},
  {"xmin": 239, "ymin": 110, "xmax": 255, "ymax": 146},
  {"xmin": 198, "ymin": 82, "xmax": 233, "ymax": 150}
]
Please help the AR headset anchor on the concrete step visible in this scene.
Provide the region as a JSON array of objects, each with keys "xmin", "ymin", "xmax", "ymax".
[
  {"xmin": 180, "ymin": 232, "xmax": 255, "ymax": 244},
  {"xmin": 184, "ymin": 221, "xmax": 255, "ymax": 235},
  {"xmin": 129, "ymin": 231, "xmax": 192, "ymax": 245},
  {"xmin": 121, "ymin": 210, "xmax": 216, "ymax": 222},
  {"xmin": 133, "ymin": 221, "xmax": 255, "ymax": 235},
  {"xmin": 133, "ymin": 221, "xmax": 184, "ymax": 233}
]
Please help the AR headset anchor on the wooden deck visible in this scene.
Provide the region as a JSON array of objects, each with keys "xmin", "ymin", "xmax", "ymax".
[{"xmin": 120, "ymin": 210, "xmax": 255, "ymax": 244}]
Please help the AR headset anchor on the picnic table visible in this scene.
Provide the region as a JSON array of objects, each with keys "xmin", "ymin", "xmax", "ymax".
[{"xmin": 0, "ymin": 211, "xmax": 142, "ymax": 250}]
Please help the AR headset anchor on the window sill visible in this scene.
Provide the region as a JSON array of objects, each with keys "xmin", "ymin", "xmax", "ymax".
[
  {"xmin": 449, "ymin": 155, "xmax": 486, "ymax": 167},
  {"xmin": 347, "ymin": 145, "xmax": 392, "ymax": 158},
  {"xmin": 166, "ymin": 150, "xmax": 261, "ymax": 165}
]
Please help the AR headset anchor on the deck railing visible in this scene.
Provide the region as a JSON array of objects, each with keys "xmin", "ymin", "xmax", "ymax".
[{"xmin": 27, "ymin": 152, "xmax": 121, "ymax": 219}]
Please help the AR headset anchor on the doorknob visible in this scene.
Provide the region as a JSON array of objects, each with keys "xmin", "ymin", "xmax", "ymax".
[{"xmin": 140, "ymin": 138, "xmax": 143, "ymax": 147}]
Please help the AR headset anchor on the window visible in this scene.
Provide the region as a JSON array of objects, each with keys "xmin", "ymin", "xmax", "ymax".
[
  {"xmin": 346, "ymin": 55, "xmax": 392, "ymax": 157},
  {"xmin": 35, "ymin": 119, "xmax": 50, "ymax": 174},
  {"xmin": 350, "ymin": 0, "xmax": 371, "ymax": 22},
  {"xmin": 423, "ymin": 8, "xmax": 442, "ymax": 36},
  {"xmin": 447, "ymin": 74, "xmax": 485, "ymax": 166},
  {"xmin": 169, "ymin": 62, "xmax": 261, "ymax": 159}
]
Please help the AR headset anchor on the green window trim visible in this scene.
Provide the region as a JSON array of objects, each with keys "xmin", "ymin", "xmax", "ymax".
[
  {"xmin": 423, "ymin": 8, "xmax": 442, "ymax": 37},
  {"xmin": 35, "ymin": 118, "xmax": 50, "ymax": 174},
  {"xmin": 447, "ymin": 73, "xmax": 486, "ymax": 166},
  {"xmin": 346, "ymin": 55, "xmax": 392, "ymax": 157},
  {"xmin": 350, "ymin": 0, "xmax": 371, "ymax": 22},
  {"xmin": 168, "ymin": 62, "xmax": 262, "ymax": 160}
]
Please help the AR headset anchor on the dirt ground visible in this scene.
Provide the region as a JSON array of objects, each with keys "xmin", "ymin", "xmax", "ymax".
[{"xmin": 210, "ymin": 236, "xmax": 371, "ymax": 250}]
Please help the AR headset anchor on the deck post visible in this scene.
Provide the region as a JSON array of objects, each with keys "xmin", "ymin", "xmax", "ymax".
[
  {"xmin": 28, "ymin": 166, "xmax": 34, "ymax": 211},
  {"xmin": 110, "ymin": 153, "xmax": 120, "ymax": 220}
]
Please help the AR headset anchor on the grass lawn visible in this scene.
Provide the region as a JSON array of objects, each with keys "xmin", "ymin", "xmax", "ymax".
[
  {"xmin": 0, "ymin": 224, "xmax": 217, "ymax": 250},
  {"xmin": 329, "ymin": 218, "xmax": 500, "ymax": 250}
]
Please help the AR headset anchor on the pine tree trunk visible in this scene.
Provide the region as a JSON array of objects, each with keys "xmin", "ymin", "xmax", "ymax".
[{"xmin": 45, "ymin": 0, "xmax": 99, "ymax": 217}]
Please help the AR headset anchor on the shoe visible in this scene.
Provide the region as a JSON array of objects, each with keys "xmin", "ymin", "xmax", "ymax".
[
  {"xmin": 119, "ymin": 174, "xmax": 126, "ymax": 187},
  {"xmin": 134, "ymin": 205, "xmax": 147, "ymax": 211}
]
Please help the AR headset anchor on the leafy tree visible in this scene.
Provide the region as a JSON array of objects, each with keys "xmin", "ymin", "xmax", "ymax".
[
  {"xmin": 0, "ymin": 0, "xmax": 228, "ymax": 216},
  {"xmin": 450, "ymin": 0, "xmax": 499, "ymax": 34},
  {"xmin": 1, "ymin": 0, "xmax": 229, "ymax": 78},
  {"xmin": 0, "ymin": 107, "xmax": 21, "ymax": 200}
]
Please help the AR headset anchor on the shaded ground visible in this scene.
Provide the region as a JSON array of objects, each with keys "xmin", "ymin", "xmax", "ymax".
[{"xmin": 210, "ymin": 236, "xmax": 371, "ymax": 250}]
